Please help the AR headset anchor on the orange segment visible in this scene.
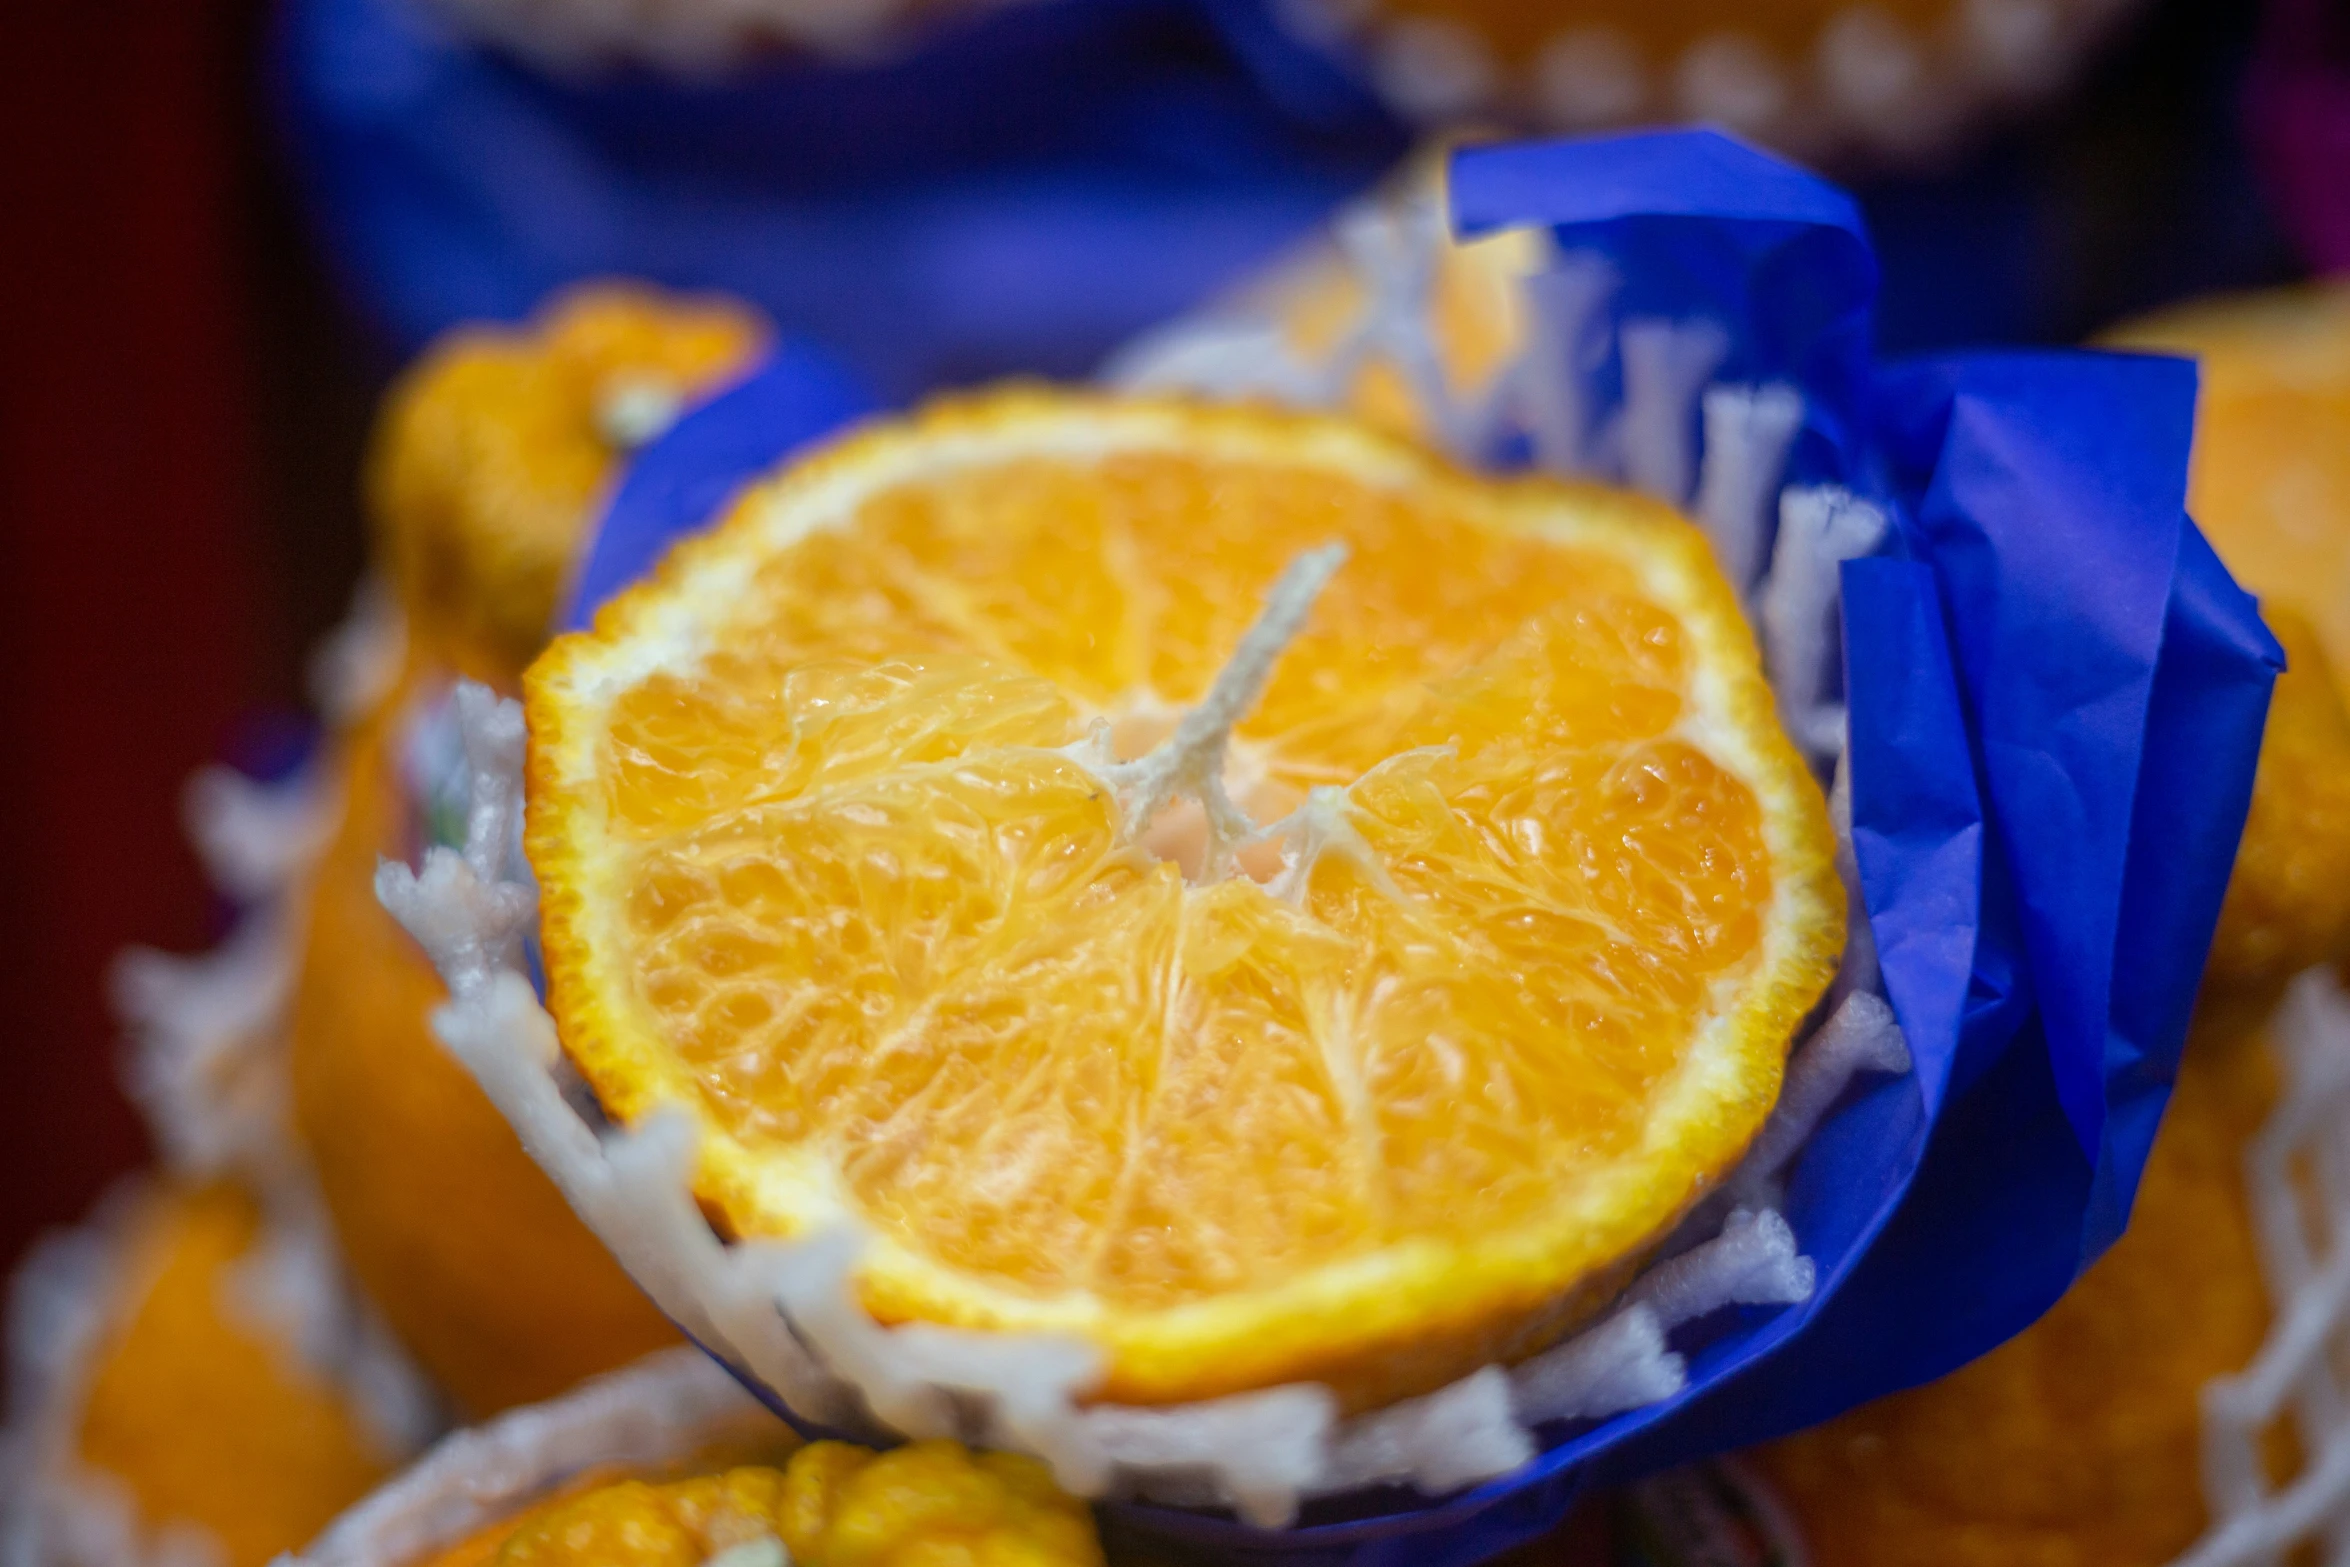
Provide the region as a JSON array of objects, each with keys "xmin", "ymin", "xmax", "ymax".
[{"xmin": 527, "ymin": 389, "xmax": 1842, "ymax": 1408}]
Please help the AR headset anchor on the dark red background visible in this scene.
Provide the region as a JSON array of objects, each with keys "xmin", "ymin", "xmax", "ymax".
[{"xmin": 0, "ymin": 3, "xmax": 374, "ymax": 1282}]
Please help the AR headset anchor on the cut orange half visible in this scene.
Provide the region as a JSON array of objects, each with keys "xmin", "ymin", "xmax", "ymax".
[{"xmin": 526, "ymin": 389, "xmax": 1843, "ymax": 1411}]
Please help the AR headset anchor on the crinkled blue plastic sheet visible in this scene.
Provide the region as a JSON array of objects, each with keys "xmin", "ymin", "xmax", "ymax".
[
  {"xmin": 566, "ymin": 130, "xmax": 2278, "ymax": 1566},
  {"xmin": 565, "ymin": 339, "xmax": 879, "ymax": 625}
]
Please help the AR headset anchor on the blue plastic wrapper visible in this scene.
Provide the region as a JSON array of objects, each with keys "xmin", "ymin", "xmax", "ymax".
[
  {"xmin": 566, "ymin": 338, "xmax": 879, "ymax": 623},
  {"xmin": 277, "ymin": 0, "xmax": 2293, "ymax": 401},
  {"xmin": 565, "ymin": 130, "xmax": 2278, "ymax": 1566},
  {"xmin": 276, "ymin": 0, "xmax": 1400, "ymax": 399}
]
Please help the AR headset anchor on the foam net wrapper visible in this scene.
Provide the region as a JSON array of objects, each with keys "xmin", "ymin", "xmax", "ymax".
[
  {"xmin": 376, "ymin": 181, "xmax": 1915, "ymax": 1529},
  {"xmin": 2172, "ymin": 970, "xmax": 2350, "ymax": 1567},
  {"xmin": 0, "ymin": 583, "xmax": 441, "ymax": 1567},
  {"xmin": 401, "ymin": 0, "xmax": 2137, "ymax": 170},
  {"xmin": 287, "ymin": 1347, "xmax": 777, "ymax": 1567}
]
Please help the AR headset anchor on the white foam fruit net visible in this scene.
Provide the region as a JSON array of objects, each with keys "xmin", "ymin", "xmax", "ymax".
[
  {"xmin": 374, "ymin": 180, "xmax": 1916, "ymax": 1530},
  {"xmin": 406, "ymin": 0, "xmax": 2141, "ymax": 168},
  {"xmin": 1258, "ymin": 0, "xmax": 2144, "ymax": 167},
  {"xmin": 290, "ymin": 1347, "xmax": 777, "ymax": 1567},
  {"xmin": 0, "ymin": 583, "xmax": 440, "ymax": 1567},
  {"xmin": 1, "ymin": 1185, "xmax": 220, "ymax": 1567},
  {"xmin": 2173, "ymin": 969, "xmax": 2350, "ymax": 1567}
]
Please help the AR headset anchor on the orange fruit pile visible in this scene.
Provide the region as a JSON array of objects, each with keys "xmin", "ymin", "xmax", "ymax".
[
  {"xmin": 526, "ymin": 388, "xmax": 1843, "ymax": 1410},
  {"xmin": 32, "ymin": 284, "xmax": 776, "ymax": 1567}
]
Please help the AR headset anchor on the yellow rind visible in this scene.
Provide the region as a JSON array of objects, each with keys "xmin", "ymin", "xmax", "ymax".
[{"xmin": 526, "ymin": 386, "xmax": 1844, "ymax": 1410}]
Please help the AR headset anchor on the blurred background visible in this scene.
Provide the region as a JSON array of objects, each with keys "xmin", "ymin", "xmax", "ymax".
[{"xmin": 0, "ymin": 0, "xmax": 2334, "ymax": 1290}]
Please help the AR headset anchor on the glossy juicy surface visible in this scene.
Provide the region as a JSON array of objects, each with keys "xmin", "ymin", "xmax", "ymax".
[{"xmin": 529, "ymin": 392, "xmax": 1841, "ymax": 1404}]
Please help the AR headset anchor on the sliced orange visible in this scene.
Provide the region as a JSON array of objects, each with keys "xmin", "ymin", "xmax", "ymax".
[{"xmin": 527, "ymin": 389, "xmax": 1842, "ymax": 1410}]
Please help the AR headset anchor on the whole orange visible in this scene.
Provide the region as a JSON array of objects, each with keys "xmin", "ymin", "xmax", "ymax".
[
  {"xmin": 288, "ymin": 283, "xmax": 768, "ymax": 1415},
  {"xmin": 73, "ymin": 1183, "xmax": 395, "ymax": 1567}
]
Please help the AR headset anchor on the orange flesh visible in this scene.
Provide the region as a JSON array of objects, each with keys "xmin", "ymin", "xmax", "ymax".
[{"xmin": 585, "ymin": 448, "xmax": 1779, "ymax": 1314}]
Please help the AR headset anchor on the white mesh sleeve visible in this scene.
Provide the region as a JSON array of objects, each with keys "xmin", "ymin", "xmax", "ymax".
[
  {"xmin": 289, "ymin": 1349, "xmax": 773, "ymax": 1567},
  {"xmin": 1618, "ymin": 319, "xmax": 1730, "ymax": 507},
  {"xmin": 2173, "ymin": 970, "xmax": 2350, "ymax": 1566},
  {"xmin": 1692, "ymin": 384, "xmax": 1805, "ymax": 594},
  {"xmin": 0, "ymin": 1187, "xmax": 185, "ymax": 1567}
]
